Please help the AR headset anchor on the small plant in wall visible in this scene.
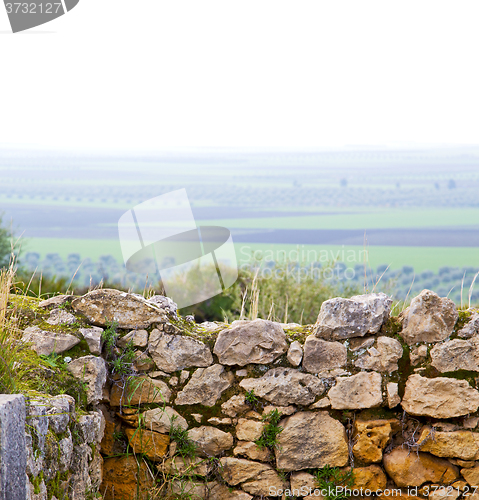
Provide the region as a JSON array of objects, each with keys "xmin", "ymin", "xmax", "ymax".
[
  {"xmin": 255, "ymin": 409, "xmax": 283, "ymax": 450},
  {"xmin": 102, "ymin": 320, "xmax": 135, "ymax": 377},
  {"xmin": 245, "ymin": 389, "xmax": 259, "ymax": 410},
  {"xmin": 315, "ymin": 465, "xmax": 355, "ymax": 500},
  {"xmin": 169, "ymin": 416, "xmax": 197, "ymax": 459}
]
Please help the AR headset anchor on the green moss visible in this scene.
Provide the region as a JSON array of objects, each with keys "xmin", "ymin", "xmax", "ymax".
[
  {"xmin": 380, "ymin": 316, "xmax": 402, "ymax": 337},
  {"xmin": 29, "ymin": 471, "xmax": 44, "ymax": 495},
  {"xmin": 453, "ymin": 309, "xmax": 473, "ymax": 335},
  {"xmin": 46, "ymin": 470, "xmax": 70, "ymax": 500}
]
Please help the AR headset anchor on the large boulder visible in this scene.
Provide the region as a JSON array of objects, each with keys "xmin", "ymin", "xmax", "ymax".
[
  {"xmin": 314, "ymin": 293, "xmax": 392, "ymax": 340},
  {"xmin": 401, "ymin": 374, "xmax": 479, "ymax": 418},
  {"xmin": 328, "ymin": 372, "xmax": 383, "ymax": 409},
  {"xmin": 354, "ymin": 336, "xmax": 403, "ymax": 373},
  {"xmin": 275, "ymin": 411, "xmax": 349, "ymax": 471},
  {"xmin": 239, "ymin": 368, "xmax": 325, "ymax": 406},
  {"xmin": 148, "ymin": 329, "xmax": 213, "ymax": 373},
  {"xmin": 302, "ymin": 336, "xmax": 347, "ymax": 373},
  {"xmin": 22, "ymin": 326, "xmax": 80, "ymax": 356},
  {"xmin": 399, "ymin": 290, "xmax": 458, "ymax": 345},
  {"xmin": 71, "ymin": 289, "xmax": 168, "ymax": 328},
  {"xmin": 383, "ymin": 447, "xmax": 459, "ymax": 487},
  {"xmin": 175, "ymin": 364, "xmax": 234, "ymax": 406},
  {"xmin": 213, "ymin": 319, "xmax": 288, "ymax": 366},
  {"xmin": 66, "ymin": 355, "xmax": 107, "ymax": 404},
  {"xmin": 430, "ymin": 338, "xmax": 479, "ymax": 372}
]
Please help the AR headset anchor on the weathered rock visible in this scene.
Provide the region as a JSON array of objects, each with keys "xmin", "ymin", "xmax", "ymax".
[
  {"xmin": 418, "ymin": 427, "xmax": 479, "ymax": 460},
  {"xmin": 209, "ymin": 482, "xmax": 253, "ymax": 500},
  {"xmin": 302, "ymin": 336, "xmax": 347, "ymax": 373},
  {"xmin": 133, "ymin": 351, "xmax": 155, "ymax": 372},
  {"xmin": 458, "ymin": 313, "xmax": 479, "ymax": 339},
  {"xmin": 241, "ymin": 469, "xmax": 288, "ymax": 497},
  {"xmin": 287, "ymin": 340, "xmax": 303, "ymax": 367},
  {"xmin": 110, "ymin": 376, "xmax": 171, "ymax": 406},
  {"xmin": 79, "ymin": 327, "xmax": 104, "ymax": 355},
  {"xmin": 290, "ymin": 471, "xmax": 317, "ymax": 496},
  {"xmin": 383, "ymin": 447, "xmax": 459, "ymax": 487},
  {"xmin": 399, "ymin": 290, "xmax": 458, "ymax": 345},
  {"xmin": 72, "ymin": 288, "xmax": 168, "ymax": 328},
  {"xmin": 401, "ymin": 374, "xmax": 479, "ymax": 418},
  {"xmin": 46, "ymin": 308, "xmax": 77, "ymax": 325},
  {"xmin": 118, "ymin": 329, "xmax": 148, "ymax": 348},
  {"xmin": 328, "ymin": 372, "xmax": 383, "ymax": 410},
  {"xmin": 39, "ymin": 295, "xmax": 72, "ymax": 309},
  {"xmin": 124, "ymin": 428, "xmax": 169, "ymax": 461},
  {"xmin": 222, "ymin": 395, "xmax": 250, "ymax": 418},
  {"xmin": 175, "ymin": 364, "xmax": 234, "ymax": 406},
  {"xmin": 462, "ymin": 465, "xmax": 479, "ymax": 487},
  {"xmin": 354, "ymin": 336, "xmax": 403, "ymax": 373},
  {"xmin": 233, "ymin": 441, "xmax": 272, "ymax": 462},
  {"xmin": 219, "ymin": 457, "xmax": 286, "ymax": 496},
  {"xmin": 213, "ymin": 319, "xmax": 288, "ymax": 366},
  {"xmin": 22, "ymin": 326, "xmax": 80, "ymax": 356},
  {"xmin": 148, "ymin": 329, "xmax": 213, "ymax": 373},
  {"xmin": 310, "ymin": 398, "xmax": 331, "ymax": 409},
  {"xmin": 147, "ymin": 294, "xmax": 178, "ymax": 316},
  {"xmin": 235, "ymin": 419, "xmax": 264, "ymax": 441},
  {"xmin": 314, "ymin": 293, "xmax": 392, "ymax": 340},
  {"xmin": 208, "ymin": 417, "xmax": 232, "ymax": 426},
  {"xmin": 262, "ymin": 405, "xmax": 296, "ymax": 416},
  {"xmin": 0, "ymin": 395, "xmax": 26, "ymax": 500},
  {"xmin": 188, "ymin": 426, "xmax": 234, "ymax": 457},
  {"xmin": 353, "ymin": 419, "xmax": 398, "ymax": 464},
  {"xmin": 350, "ymin": 465, "xmax": 387, "ymax": 490},
  {"xmin": 102, "ymin": 455, "xmax": 154, "ymax": 500},
  {"xmin": 45, "ymin": 395, "xmax": 75, "ymax": 434},
  {"xmin": 430, "ymin": 338, "xmax": 479, "ymax": 372},
  {"xmin": 66, "ymin": 355, "xmax": 107, "ymax": 404},
  {"xmin": 239, "ymin": 368, "xmax": 325, "ymax": 406},
  {"xmin": 162, "ymin": 456, "xmax": 210, "ymax": 476},
  {"xmin": 75, "ymin": 411, "xmax": 105, "ymax": 444},
  {"xmin": 410, "ymin": 344, "xmax": 428, "ymax": 366},
  {"xmin": 275, "ymin": 411, "xmax": 349, "ymax": 471},
  {"xmin": 142, "ymin": 407, "xmax": 187, "ymax": 434},
  {"xmin": 387, "ymin": 382, "xmax": 401, "ymax": 408}
]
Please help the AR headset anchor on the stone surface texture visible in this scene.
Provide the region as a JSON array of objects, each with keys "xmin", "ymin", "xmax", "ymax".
[
  {"xmin": 213, "ymin": 319, "xmax": 288, "ymax": 365},
  {"xmin": 240, "ymin": 367, "xmax": 325, "ymax": 405},
  {"xmin": 328, "ymin": 372, "xmax": 383, "ymax": 409},
  {"xmin": 399, "ymin": 289, "xmax": 458, "ymax": 345},
  {"xmin": 402, "ymin": 374, "xmax": 479, "ymax": 418},
  {"xmin": 275, "ymin": 411, "xmax": 349, "ymax": 471},
  {"xmin": 148, "ymin": 329, "xmax": 213, "ymax": 372},
  {"xmin": 314, "ymin": 292, "xmax": 392, "ymax": 340}
]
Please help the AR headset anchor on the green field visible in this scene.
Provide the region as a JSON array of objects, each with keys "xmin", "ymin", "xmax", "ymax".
[
  {"xmin": 202, "ymin": 207, "xmax": 479, "ymax": 230},
  {"xmin": 23, "ymin": 237, "xmax": 479, "ymax": 274}
]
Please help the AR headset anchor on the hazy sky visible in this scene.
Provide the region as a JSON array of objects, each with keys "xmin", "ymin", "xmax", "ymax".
[{"xmin": 1, "ymin": 1, "xmax": 478, "ymax": 152}]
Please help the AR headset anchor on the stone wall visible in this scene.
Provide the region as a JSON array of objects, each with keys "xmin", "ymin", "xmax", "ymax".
[{"xmin": 8, "ymin": 287, "xmax": 479, "ymax": 499}]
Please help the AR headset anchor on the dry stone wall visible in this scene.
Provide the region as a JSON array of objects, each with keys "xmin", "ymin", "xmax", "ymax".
[{"xmin": 7, "ymin": 287, "xmax": 479, "ymax": 499}]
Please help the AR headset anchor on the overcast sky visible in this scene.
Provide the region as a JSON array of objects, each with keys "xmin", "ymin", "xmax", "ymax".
[{"xmin": 1, "ymin": 1, "xmax": 478, "ymax": 153}]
